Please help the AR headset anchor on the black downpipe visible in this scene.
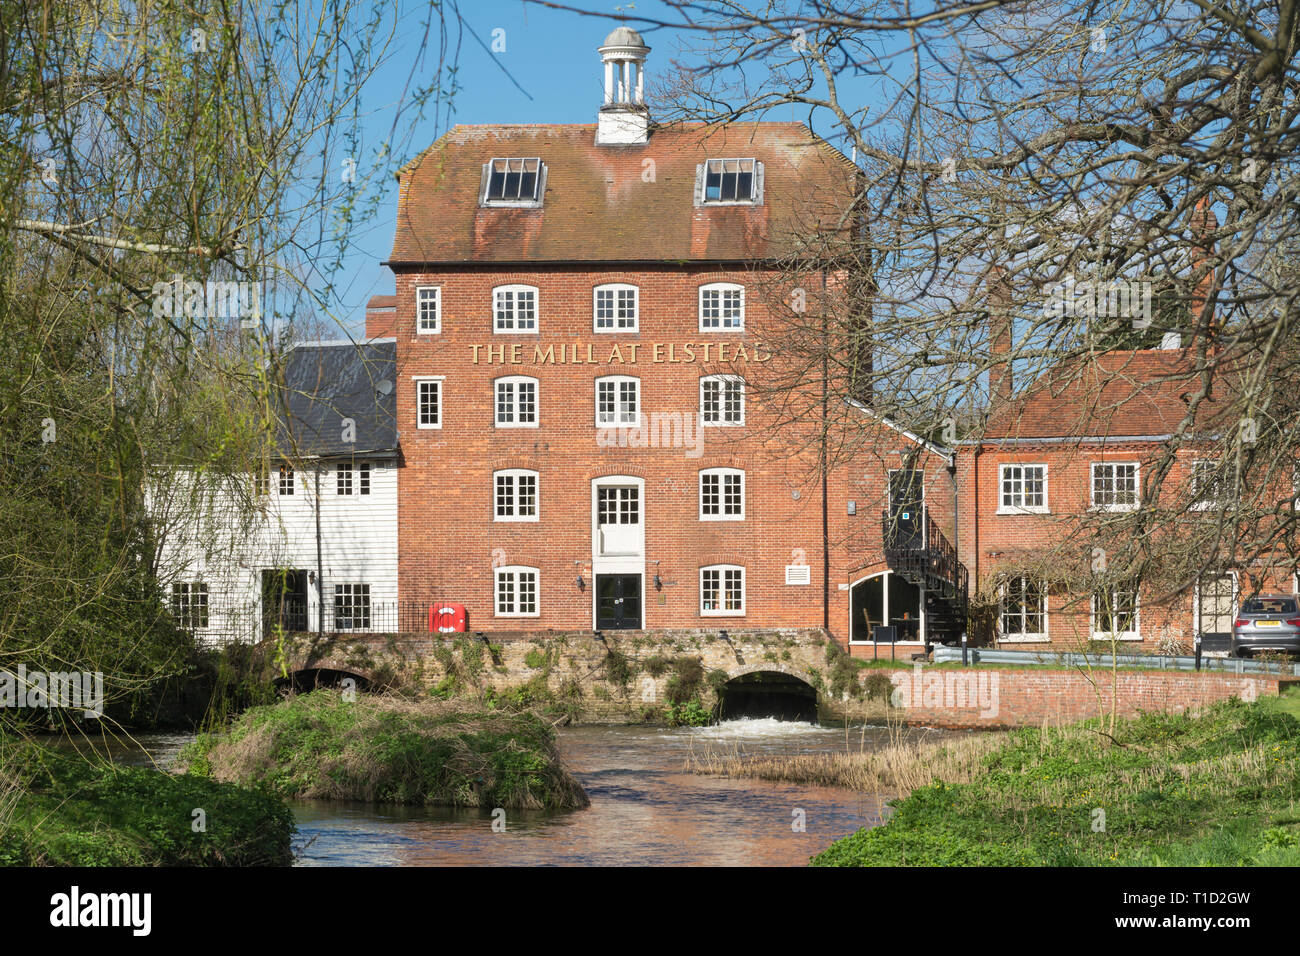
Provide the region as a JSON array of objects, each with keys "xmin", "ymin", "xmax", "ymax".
[{"xmin": 821, "ymin": 272, "xmax": 830, "ymax": 635}]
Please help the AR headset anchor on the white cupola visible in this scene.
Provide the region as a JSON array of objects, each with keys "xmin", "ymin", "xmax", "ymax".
[{"xmin": 596, "ymin": 26, "xmax": 650, "ymax": 146}]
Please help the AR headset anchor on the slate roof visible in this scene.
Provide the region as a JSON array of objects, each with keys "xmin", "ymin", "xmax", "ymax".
[
  {"xmin": 276, "ymin": 340, "xmax": 398, "ymax": 458},
  {"xmin": 982, "ymin": 348, "xmax": 1235, "ymax": 442},
  {"xmin": 387, "ymin": 122, "xmax": 858, "ymax": 265}
]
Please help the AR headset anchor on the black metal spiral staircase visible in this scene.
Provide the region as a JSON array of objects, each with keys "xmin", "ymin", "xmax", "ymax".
[{"xmin": 881, "ymin": 506, "xmax": 969, "ymax": 645}]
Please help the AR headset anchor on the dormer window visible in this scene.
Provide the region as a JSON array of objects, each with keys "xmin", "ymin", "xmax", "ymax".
[
  {"xmin": 702, "ymin": 158, "xmax": 760, "ymax": 203},
  {"xmin": 482, "ymin": 158, "xmax": 544, "ymax": 206}
]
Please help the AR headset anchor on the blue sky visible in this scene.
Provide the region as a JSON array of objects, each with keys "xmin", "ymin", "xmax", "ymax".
[{"xmin": 328, "ymin": 0, "xmax": 714, "ymax": 336}]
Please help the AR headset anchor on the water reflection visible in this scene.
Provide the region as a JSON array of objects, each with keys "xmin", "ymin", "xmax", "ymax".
[
  {"xmin": 292, "ymin": 720, "xmax": 938, "ymax": 867},
  {"xmin": 46, "ymin": 719, "xmax": 942, "ymax": 866}
]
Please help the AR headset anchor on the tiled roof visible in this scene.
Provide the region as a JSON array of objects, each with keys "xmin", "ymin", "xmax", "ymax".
[
  {"xmin": 388, "ymin": 122, "xmax": 857, "ymax": 264},
  {"xmin": 983, "ymin": 348, "xmax": 1235, "ymax": 441},
  {"xmin": 276, "ymin": 340, "xmax": 398, "ymax": 458}
]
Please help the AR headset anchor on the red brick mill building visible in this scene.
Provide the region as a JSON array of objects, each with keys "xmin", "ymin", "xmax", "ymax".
[
  {"xmin": 272, "ymin": 28, "xmax": 1291, "ymax": 660},
  {"xmin": 362, "ymin": 27, "xmax": 966, "ymax": 655}
]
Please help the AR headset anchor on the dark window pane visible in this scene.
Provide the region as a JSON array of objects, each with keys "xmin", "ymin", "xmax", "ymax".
[{"xmin": 705, "ymin": 169, "xmax": 721, "ymax": 200}]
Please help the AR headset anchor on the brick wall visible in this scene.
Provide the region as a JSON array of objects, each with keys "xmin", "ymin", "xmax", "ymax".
[
  {"xmin": 889, "ymin": 665, "xmax": 1281, "ymax": 729},
  {"xmin": 958, "ymin": 441, "xmax": 1297, "ymax": 651},
  {"xmin": 391, "ymin": 263, "xmax": 953, "ymax": 647}
]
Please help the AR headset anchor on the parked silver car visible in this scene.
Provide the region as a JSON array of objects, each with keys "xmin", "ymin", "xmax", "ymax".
[{"xmin": 1231, "ymin": 594, "xmax": 1300, "ymax": 658}]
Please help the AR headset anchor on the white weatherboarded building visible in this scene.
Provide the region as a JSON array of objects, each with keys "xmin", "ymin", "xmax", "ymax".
[{"xmin": 154, "ymin": 339, "xmax": 400, "ymax": 644}]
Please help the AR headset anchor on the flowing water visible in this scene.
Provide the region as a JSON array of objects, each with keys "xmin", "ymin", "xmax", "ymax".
[{"xmin": 94, "ymin": 720, "xmax": 944, "ymax": 866}]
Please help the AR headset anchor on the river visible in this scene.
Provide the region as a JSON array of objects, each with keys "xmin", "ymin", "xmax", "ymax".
[{"xmin": 105, "ymin": 719, "xmax": 938, "ymax": 866}]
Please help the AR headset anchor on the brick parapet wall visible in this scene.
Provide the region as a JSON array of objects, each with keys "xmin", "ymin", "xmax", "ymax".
[{"xmin": 889, "ymin": 665, "xmax": 1280, "ymax": 729}]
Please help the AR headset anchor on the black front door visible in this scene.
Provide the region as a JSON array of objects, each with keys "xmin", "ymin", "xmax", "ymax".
[
  {"xmin": 596, "ymin": 574, "xmax": 642, "ymax": 630},
  {"xmin": 262, "ymin": 569, "xmax": 309, "ymax": 636},
  {"xmin": 888, "ymin": 469, "xmax": 924, "ymax": 549}
]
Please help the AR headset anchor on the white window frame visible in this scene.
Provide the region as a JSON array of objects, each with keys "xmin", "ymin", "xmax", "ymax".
[
  {"xmin": 493, "ymin": 284, "xmax": 539, "ymax": 334},
  {"xmin": 495, "ymin": 566, "xmax": 540, "ymax": 618},
  {"xmin": 415, "ymin": 285, "xmax": 441, "ymax": 334},
  {"xmin": 1189, "ymin": 459, "xmax": 1225, "ymax": 511},
  {"xmin": 1091, "ymin": 581, "xmax": 1141, "ymax": 641},
  {"xmin": 593, "ymin": 283, "xmax": 639, "ymax": 333},
  {"xmin": 699, "ymin": 282, "xmax": 745, "ymax": 332},
  {"xmin": 1091, "ymin": 461, "xmax": 1139, "ymax": 512},
  {"xmin": 700, "ymin": 158, "xmax": 760, "ymax": 205},
  {"xmin": 700, "ymin": 564, "xmax": 746, "ymax": 616},
  {"xmin": 700, "ymin": 374, "xmax": 745, "ymax": 426},
  {"xmin": 170, "ymin": 581, "xmax": 210, "ymax": 629},
  {"xmin": 480, "ymin": 157, "xmax": 545, "ymax": 208},
  {"xmin": 333, "ymin": 583, "xmax": 372, "ymax": 631},
  {"xmin": 336, "ymin": 462, "xmax": 353, "ymax": 496},
  {"xmin": 278, "ymin": 464, "xmax": 294, "ymax": 495},
  {"xmin": 847, "ymin": 570, "xmax": 927, "ymax": 645},
  {"xmin": 998, "ymin": 576, "xmax": 1049, "ymax": 643},
  {"xmin": 699, "ymin": 467, "xmax": 745, "ymax": 521},
  {"xmin": 595, "ymin": 375, "xmax": 641, "ymax": 427},
  {"xmin": 494, "ymin": 468, "xmax": 539, "ymax": 522},
  {"xmin": 495, "ymin": 375, "xmax": 539, "ymax": 428},
  {"xmin": 414, "ymin": 376, "xmax": 443, "ymax": 430},
  {"xmin": 998, "ymin": 464, "xmax": 1049, "ymax": 514}
]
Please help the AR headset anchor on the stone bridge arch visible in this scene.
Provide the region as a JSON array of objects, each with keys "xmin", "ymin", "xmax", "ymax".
[
  {"xmin": 715, "ymin": 663, "xmax": 820, "ymax": 722},
  {"xmin": 724, "ymin": 661, "xmax": 819, "ymax": 688},
  {"xmin": 275, "ymin": 656, "xmax": 380, "ymax": 694}
]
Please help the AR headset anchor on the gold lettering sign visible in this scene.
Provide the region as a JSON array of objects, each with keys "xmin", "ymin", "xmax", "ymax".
[{"xmin": 469, "ymin": 341, "xmax": 772, "ymax": 365}]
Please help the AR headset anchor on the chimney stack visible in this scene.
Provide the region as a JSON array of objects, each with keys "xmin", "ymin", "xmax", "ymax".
[
  {"xmin": 987, "ymin": 265, "xmax": 1014, "ymax": 406},
  {"xmin": 1188, "ymin": 197, "xmax": 1219, "ymax": 332},
  {"xmin": 365, "ymin": 294, "xmax": 396, "ymax": 339}
]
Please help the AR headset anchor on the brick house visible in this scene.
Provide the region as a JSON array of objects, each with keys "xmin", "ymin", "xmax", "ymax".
[
  {"xmin": 378, "ymin": 27, "xmax": 966, "ymax": 653},
  {"xmin": 957, "ymin": 344, "xmax": 1298, "ymax": 651}
]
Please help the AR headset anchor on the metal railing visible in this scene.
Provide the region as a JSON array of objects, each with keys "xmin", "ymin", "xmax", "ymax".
[
  {"xmin": 173, "ymin": 600, "xmax": 465, "ymax": 644},
  {"xmin": 932, "ymin": 643, "xmax": 1300, "ymax": 676},
  {"xmin": 881, "ymin": 506, "xmax": 970, "ymax": 607}
]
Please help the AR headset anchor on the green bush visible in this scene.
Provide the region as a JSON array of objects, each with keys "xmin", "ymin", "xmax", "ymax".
[
  {"xmin": 862, "ymin": 671, "xmax": 895, "ymax": 702},
  {"xmin": 603, "ymin": 648, "xmax": 635, "ymax": 687},
  {"xmin": 181, "ymin": 690, "xmax": 589, "ymax": 810},
  {"xmin": 664, "ymin": 699, "xmax": 712, "ymax": 727},
  {"xmin": 664, "ymin": 656, "xmax": 705, "ymax": 705},
  {"xmin": 1, "ymin": 742, "xmax": 293, "ymax": 866}
]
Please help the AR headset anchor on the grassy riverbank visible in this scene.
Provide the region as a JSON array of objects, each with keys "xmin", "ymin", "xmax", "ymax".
[
  {"xmin": 0, "ymin": 740, "xmax": 294, "ymax": 866},
  {"xmin": 806, "ymin": 698, "xmax": 1300, "ymax": 866},
  {"xmin": 181, "ymin": 690, "xmax": 590, "ymax": 810}
]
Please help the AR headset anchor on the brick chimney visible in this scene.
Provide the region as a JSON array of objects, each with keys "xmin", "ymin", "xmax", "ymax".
[
  {"xmin": 1188, "ymin": 197, "xmax": 1219, "ymax": 331},
  {"xmin": 987, "ymin": 265, "xmax": 1014, "ymax": 406},
  {"xmin": 365, "ymin": 294, "xmax": 396, "ymax": 339}
]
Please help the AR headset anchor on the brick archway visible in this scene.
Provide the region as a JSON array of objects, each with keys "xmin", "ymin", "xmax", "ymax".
[{"xmin": 724, "ymin": 662, "xmax": 818, "ymax": 690}]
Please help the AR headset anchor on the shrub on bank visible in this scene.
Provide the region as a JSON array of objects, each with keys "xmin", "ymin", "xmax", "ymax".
[
  {"xmin": 181, "ymin": 690, "xmax": 590, "ymax": 810},
  {"xmin": 0, "ymin": 741, "xmax": 293, "ymax": 866},
  {"xmin": 812, "ymin": 698, "xmax": 1300, "ymax": 866}
]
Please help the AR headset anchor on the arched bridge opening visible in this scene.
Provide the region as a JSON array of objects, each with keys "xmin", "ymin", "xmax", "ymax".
[
  {"xmin": 717, "ymin": 671, "xmax": 818, "ymax": 723},
  {"xmin": 276, "ymin": 667, "xmax": 374, "ymax": 694}
]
